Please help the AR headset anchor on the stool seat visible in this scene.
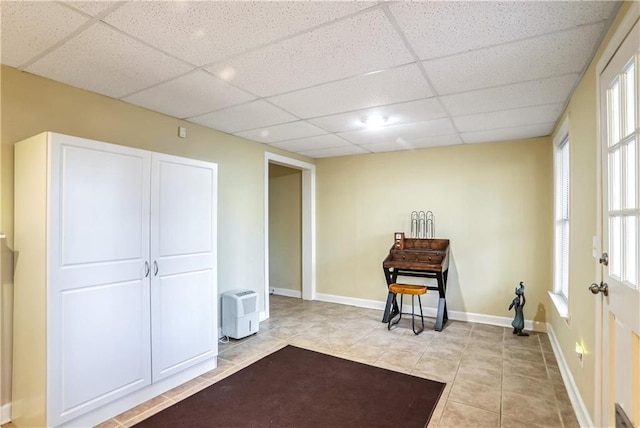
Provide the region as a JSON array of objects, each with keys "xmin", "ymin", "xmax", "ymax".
[
  {"xmin": 387, "ymin": 284, "xmax": 427, "ymax": 335},
  {"xmin": 388, "ymin": 283, "xmax": 427, "ymax": 295}
]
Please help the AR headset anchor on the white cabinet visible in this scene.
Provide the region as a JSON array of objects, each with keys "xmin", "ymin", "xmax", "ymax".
[
  {"xmin": 150, "ymin": 154, "xmax": 218, "ymax": 381},
  {"xmin": 13, "ymin": 133, "xmax": 218, "ymax": 427}
]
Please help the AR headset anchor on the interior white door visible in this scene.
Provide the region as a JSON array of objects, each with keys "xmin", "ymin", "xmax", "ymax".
[
  {"xmin": 150, "ymin": 154, "xmax": 217, "ymax": 381},
  {"xmin": 48, "ymin": 135, "xmax": 152, "ymax": 424},
  {"xmin": 599, "ymin": 19, "xmax": 640, "ymax": 428}
]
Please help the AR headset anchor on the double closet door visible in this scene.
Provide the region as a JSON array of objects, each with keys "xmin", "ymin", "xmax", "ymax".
[{"xmin": 13, "ymin": 132, "xmax": 217, "ymax": 426}]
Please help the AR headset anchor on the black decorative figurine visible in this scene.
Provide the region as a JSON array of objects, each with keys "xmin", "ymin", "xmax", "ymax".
[{"xmin": 508, "ymin": 281, "xmax": 529, "ymax": 336}]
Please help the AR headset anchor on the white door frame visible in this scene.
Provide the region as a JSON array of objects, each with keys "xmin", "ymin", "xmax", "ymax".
[
  {"xmin": 263, "ymin": 152, "xmax": 316, "ymax": 320},
  {"xmin": 594, "ymin": 4, "xmax": 640, "ymax": 426}
]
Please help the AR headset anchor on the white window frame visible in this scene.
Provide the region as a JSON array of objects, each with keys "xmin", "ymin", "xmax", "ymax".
[{"xmin": 550, "ymin": 117, "xmax": 570, "ymax": 319}]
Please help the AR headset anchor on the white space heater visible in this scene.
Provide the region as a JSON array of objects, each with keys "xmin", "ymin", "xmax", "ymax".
[{"xmin": 221, "ymin": 289, "xmax": 259, "ymax": 339}]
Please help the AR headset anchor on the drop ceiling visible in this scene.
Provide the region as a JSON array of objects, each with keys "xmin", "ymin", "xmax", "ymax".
[{"xmin": 1, "ymin": 1, "xmax": 620, "ymax": 158}]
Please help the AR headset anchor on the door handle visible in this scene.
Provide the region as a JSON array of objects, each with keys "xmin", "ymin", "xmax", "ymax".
[
  {"xmin": 589, "ymin": 281, "xmax": 608, "ymax": 296},
  {"xmin": 144, "ymin": 261, "xmax": 150, "ymax": 277},
  {"xmin": 153, "ymin": 261, "xmax": 158, "ymax": 276}
]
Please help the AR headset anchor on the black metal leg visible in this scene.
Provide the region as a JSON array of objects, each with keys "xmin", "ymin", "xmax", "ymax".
[
  {"xmin": 419, "ymin": 295, "xmax": 425, "ymax": 331},
  {"xmin": 442, "ymin": 270, "xmax": 449, "ymax": 325},
  {"xmin": 382, "ymin": 268, "xmax": 400, "ymax": 323},
  {"xmin": 435, "ymin": 297, "xmax": 446, "ymax": 331},
  {"xmin": 411, "ymin": 295, "xmax": 424, "ymax": 335},
  {"xmin": 382, "ymin": 292, "xmax": 400, "ymax": 323},
  {"xmin": 388, "ymin": 294, "xmax": 403, "ymax": 330},
  {"xmin": 382, "ymin": 292, "xmax": 395, "ymax": 323},
  {"xmin": 434, "ymin": 271, "xmax": 448, "ymax": 331}
]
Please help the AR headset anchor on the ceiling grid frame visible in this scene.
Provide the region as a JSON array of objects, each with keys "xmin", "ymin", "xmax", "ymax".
[{"xmin": 1, "ymin": 1, "xmax": 623, "ymax": 157}]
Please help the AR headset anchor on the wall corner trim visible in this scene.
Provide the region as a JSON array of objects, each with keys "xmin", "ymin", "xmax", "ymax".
[{"xmin": 547, "ymin": 324, "xmax": 594, "ymax": 428}]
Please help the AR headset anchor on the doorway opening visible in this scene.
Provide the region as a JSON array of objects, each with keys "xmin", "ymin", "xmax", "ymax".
[
  {"xmin": 263, "ymin": 153, "xmax": 315, "ymax": 321},
  {"xmin": 269, "ymin": 164, "xmax": 302, "ymax": 298}
]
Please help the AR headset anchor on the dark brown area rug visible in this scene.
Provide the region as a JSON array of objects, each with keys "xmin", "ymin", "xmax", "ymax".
[{"xmin": 133, "ymin": 345, "xmax": 445, "ymax": 428}]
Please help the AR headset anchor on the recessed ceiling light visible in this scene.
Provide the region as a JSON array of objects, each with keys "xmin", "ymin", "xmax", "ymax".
[
  {"xmin": 361, "ymin": 114, "xmax": 388, "ymax": 129},
  {"xmin": 218, "ymin": 66, "xmax": 236, "ymax": 81}
]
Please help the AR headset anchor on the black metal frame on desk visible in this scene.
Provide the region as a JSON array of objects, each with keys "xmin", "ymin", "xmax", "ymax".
[{"xmin": 382, "ymin": 267, "xmax": 449, "ymax": 332}]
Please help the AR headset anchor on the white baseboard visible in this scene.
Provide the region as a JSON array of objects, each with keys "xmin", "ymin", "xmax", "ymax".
[
  {"xmin": 315, "ymin": 292, "xmax": 384, "ymax": 311},
  {"xmin": 456, "ymin": 309, "xmax": 547, "ymax": 333},
  {"xmin": 547, "ymin": 324, "xmax": 593, "ymax": 428},
  {"xmin": 314, "ymin": 292, "xmax": 546, "ymax": 332},
  {"xmin": 1, "ymin": 403, "xmax": 11, "ymax": 425},
  {"xmin": 271, "ymin": 287, "xmax": 302, "ymax": 298}
]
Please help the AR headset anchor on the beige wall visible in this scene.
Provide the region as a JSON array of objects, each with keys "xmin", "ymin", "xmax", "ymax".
[
  {"xmin": 0, "ymin": 65, "xmax": 312, "ymax": 408},
  {"xmin": 268, "ymin": 164, "xmax": 302, "ymax": 292},
  {"xmin": 315, "ymin": 139, "xmax": 553, "ymax": 320},
  {"xmin": 548, "ymin": 1, "xmax": 635, "ymax": 421},
  {"xmin": 2, "ymin": 1, "xmax": 633, "ymax": 416}
]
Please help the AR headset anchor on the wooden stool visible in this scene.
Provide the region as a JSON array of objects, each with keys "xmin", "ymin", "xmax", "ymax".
[{"xmin": 387, "ymin": 283, "xmax": 427, "ymax": 335}]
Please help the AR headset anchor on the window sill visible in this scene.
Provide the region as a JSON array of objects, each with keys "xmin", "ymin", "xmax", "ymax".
[{"xmin": 548, "ymin": 291, "xmax": 569, "ymax": 319}]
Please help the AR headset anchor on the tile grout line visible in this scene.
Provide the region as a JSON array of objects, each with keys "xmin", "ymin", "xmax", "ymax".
[{"xmin": 96, "ymin": 297, "xmax": 572, "ymax": 428}]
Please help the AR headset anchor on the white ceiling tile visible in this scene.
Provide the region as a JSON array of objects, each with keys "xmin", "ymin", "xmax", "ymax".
[
  {"xmin": 383, "ymin": 119, "xmax": 457, "ymax": 139},
  {"xmin": 188, "ymin": 100, "xmax": 297, "ymax": 134},
  {"xmin": 63, "ymin": 2, "xmax": 119, "ymax": 17},
  {"xmin": 462, "ymin": 123, "xmax": 556, "ymax": 144},
  {"xmin": 362, "ymin": 140, "xmax": 415, "ymax": 153},
  {"xmin": 299, "ymin": 145, "xmax": 370, "ymax": 158},
  {"xmin": 268, "ymin": 64, "xmax": 434, "ymax": 120},
  {"xmin": 308, "ymin": 99, "xmax": 446, "ymax": 133},
  {"xmin": 441, "ymin": 75, "xmax": 578, "ymax": 117},
  {"xmin": 270, "ymin": 134, "xmax": 351, "ymax": 152},
  {"xmin": 363, "ymin": 134, "xmax": 462, "ymax": 153},
  {"xmin": 123, "ymin": 70, "xmax": 255, "ymax": 119},
  {"xmin": 207, "ymin": 9, "xmax": 414, "ymax": 96},
  {"xmin": 454, "ymin": 104, "xmax": 564, "ymax": 133},
  {"xmin": 103, "ymin": 2, "xmax": 372, "ymax": 67},
  {"xmin": 339, "ymin": 118, "xmax": 456, "ymax": 145},
  {"xmin": 235, "ymin": 121, "xmax": 327, "ymax": 144},
  {"xmin": 406, "ymin": 134, "xmax": 464, "ymax": 148},
  {"xmin": 1, "ymin": 1, "xmax": 618, "ymax": 160},
  {"xmin": 25, "ymin": 23, "xmax": 191, "ymax": 98},
  {"xmin": 390, "ymin": 1, "xmax": 618, "ymax": 60},
  {"xmin": 424, "ymin": 24, "xmax": 605, "ymax": 95},
  {"xmin": 1, "ymin": 2, "xmax": 88, "ymax": 67},
  {"xmin": 339, "ymin": 129, "xmax": 395, "ymax": 145}
]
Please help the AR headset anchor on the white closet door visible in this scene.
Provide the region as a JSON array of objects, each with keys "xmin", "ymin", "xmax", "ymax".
[
  {"xmin": 150, "ymin": 154, "xmax": 217, "ymax": 381},
  {"xmin": 48, "ymin": 134, "xmax": 152, "ymax": 424}
]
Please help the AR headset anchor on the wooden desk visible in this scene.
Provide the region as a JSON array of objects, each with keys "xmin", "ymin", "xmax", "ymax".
[{"xmin": 382, "ymin": 238, "xmax": 450, "ymax": 331}]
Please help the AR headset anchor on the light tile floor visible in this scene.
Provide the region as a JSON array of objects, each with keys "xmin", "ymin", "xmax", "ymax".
[{"xmin": 2, "ymin": 295, "xmax": 579, "ymax": 428}]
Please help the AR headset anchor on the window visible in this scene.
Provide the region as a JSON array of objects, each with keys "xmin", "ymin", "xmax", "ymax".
[
  {"xmin": 551, "ymin": 118, "xmax": 570, "ymax": 318},
  {"xmin": 607, "ymin": 59, "xmax": 638, "ymax": 289},
  {"xmin": 556, "ymin": 137, "xmax": 570, "ymax": 298}
]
